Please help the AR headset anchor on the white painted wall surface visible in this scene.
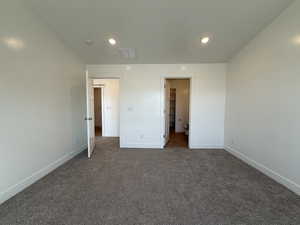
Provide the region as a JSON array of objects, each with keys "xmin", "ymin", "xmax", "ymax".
[
  {"xmin": 93, "ymin": 79, "xmax": 120, "ymax": 137},
  {"xmin": 169, "ymin": 80, "xmax": 190, "ymax": 133},
  {"xmin": 225, "ymin": 0, "xmax": 300, "ymax": 195},
  {"xmin": 0, "ymin": 0, "xmax": 86, "ymax": 204},
  {"xmin": 88, "ymin": 64, "xmax": 226, "ymax": 149}
]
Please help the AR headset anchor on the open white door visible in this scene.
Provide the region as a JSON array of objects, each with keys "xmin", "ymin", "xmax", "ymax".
[
  {"xmin": 86, "ymin": 71, "xmax": 95, "ymax": 158},
  {"xmin": 164, "ymin": 79, "xmax": 170, "ymax": 145}
]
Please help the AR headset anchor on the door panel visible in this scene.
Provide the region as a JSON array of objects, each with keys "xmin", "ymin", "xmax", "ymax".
[
  {"xmin": 164, "ymin": 80, "xmax": 170, "ymax": 145},
  {"xmin": 86, "ymin": 72, "xmax": 95, "ymax": 158}
]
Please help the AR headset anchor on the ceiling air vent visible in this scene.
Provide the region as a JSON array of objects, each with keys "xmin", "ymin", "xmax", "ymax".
[{"xmin": 119, "ymin": 48, "xmax": 136, "ymax": 59}]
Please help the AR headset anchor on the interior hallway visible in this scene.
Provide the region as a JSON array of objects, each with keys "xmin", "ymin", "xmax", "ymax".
[{"xmin": 1, "ymin": 139, "xmax": 300, "ymax": 225}]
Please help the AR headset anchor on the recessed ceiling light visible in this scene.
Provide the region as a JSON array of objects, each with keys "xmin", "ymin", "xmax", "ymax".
[
  {"xmin": 201, "ymin": 36, "xmax": 210, "ymax": 44},
  {"xmin": 3, "ymin": 37, "xmax": 25, "ymax": 50},
  {"xmin": 292, "ymin": 35, "xmax": 300, "ymax": 45},
  {"xmin": 108, "ymin": 38, "xmax": 117, "ymax": 46}
]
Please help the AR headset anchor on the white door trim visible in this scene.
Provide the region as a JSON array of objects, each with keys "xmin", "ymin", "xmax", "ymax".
[{"xmin": 101, "ymin": 86, "xmax": 105, "ymax": 137}]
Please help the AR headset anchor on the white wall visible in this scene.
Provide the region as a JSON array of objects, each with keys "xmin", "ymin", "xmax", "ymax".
[
  {"xmin": 0, "ymin": 0, "xmax": 86, "ymax": 204},
  {"xmin": 169, "ymin": 79, "xmax": 190, "ymax": 133},
  {"xmin": 93, "ymin": 79, "xmax": 120, "ymax": 137},
  {"xmin": 88, "ymin": 64, "xmax": 226, "ymax": 149},
  {"xmin": 225, "ymin": 0, "xmax": 300, "ymax": 195}
]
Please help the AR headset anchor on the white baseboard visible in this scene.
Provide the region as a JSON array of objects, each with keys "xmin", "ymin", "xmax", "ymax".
[
  {"xmin": 225, "ymin": 146, "xmax": 300, "ymax": 196},
  {"xmin": 121, "ymin": 142, "xmax": 224, "ymax": 150},
  {"xmin": 0, "ymin": 146, "xmax": 87, "ymax": 205},
  {"xmin": 189, "ymin": 145, "xmax": 224, "ymax": 149},
  {"xmin": 120, "ymin": 143, "xmax": 162, "ymax": 149}
]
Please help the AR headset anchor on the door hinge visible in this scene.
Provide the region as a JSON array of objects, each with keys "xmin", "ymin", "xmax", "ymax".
[{"xmin": 163, "ymin": 134, "xmax": 166, "ymax": 138}]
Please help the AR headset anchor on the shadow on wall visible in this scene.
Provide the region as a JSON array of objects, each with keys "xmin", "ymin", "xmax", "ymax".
[{"xmin": 70, "ymin": 80, "xmax": 87, "ymax": 150}]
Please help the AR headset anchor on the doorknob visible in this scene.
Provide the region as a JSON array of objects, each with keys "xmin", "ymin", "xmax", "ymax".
[{"xmin": 85, "ymin": 117, "xmax": 92, "ymax": 121}]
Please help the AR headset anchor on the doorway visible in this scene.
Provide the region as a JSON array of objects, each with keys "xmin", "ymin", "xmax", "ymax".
[
  {"xmin": 93, "ymin": 87, "xmax": 103, "ymax": 137},
  {"xmin": 93, "ymin": 79, "xmax": 120, "ymax": 138},
  {"xmin": 86, "ymin": 76, "xmax": 120, "ymax": 158},
  {"xmin": 164, "ymin": 78, "xmax": 190, "ymax": 149}
]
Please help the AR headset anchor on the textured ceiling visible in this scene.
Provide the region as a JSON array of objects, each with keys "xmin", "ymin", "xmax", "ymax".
[{"xmin": 25, "ymin": 0, "xmax": 293, "ymax": 64}]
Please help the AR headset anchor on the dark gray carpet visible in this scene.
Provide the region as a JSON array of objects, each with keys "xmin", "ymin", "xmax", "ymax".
[{"xmin": 1, "ymin": 138, "xmax": 300, "ymax": 225}]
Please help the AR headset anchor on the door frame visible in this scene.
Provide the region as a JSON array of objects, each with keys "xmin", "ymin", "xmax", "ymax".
[
  {"xmin": 161, "ymin": 75, "xmax": 192, "ymax": 149},
  {"xmin": 164, "ymin": 79, "xmax": 171, "ymax": 145},
  {"xmin": 92, "ymin": 85, "xmax": 105, "ymax": 136},
  {"xmin": 101, "ymin": 87, "xmax": 105, "ymax": 136},
  {"xmin": 89, "ymin": 77, "xmax": 120, "ymax": 138}
]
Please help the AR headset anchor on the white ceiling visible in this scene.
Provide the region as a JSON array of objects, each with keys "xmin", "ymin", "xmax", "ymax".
[{"xmin": 25, "ymin": 0, "xmax": 293, "ymax": 64}]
